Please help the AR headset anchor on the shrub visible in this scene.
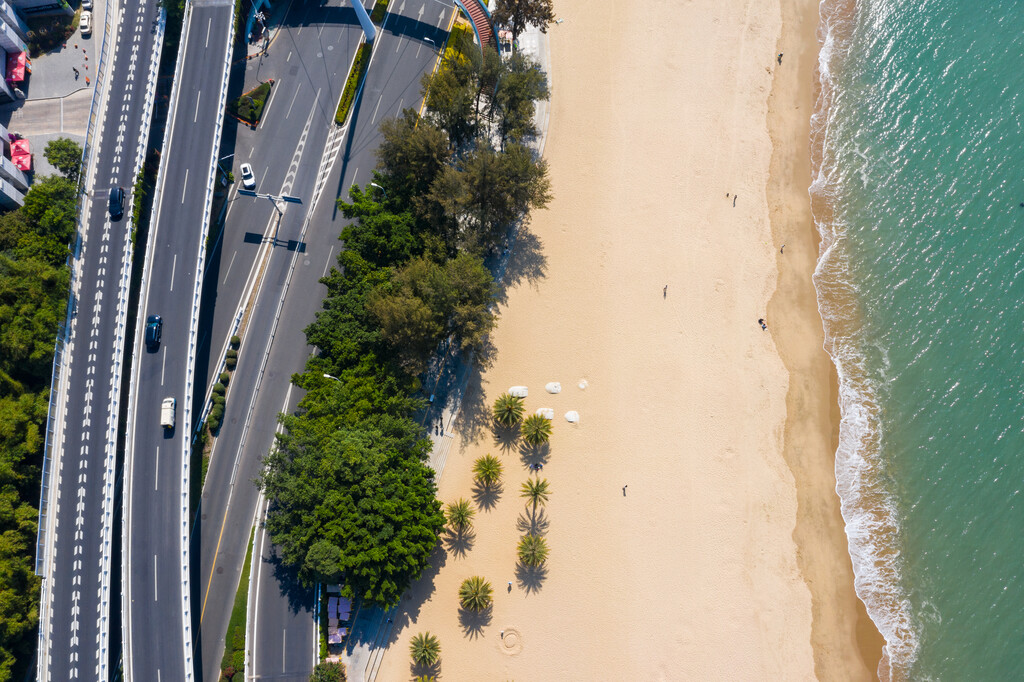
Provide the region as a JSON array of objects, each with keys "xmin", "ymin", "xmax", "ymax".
[
  {"xmin": 232, "ymin": 649, "xmax": 244, "ymax": 671},
  {"xmin": 213, "ymin": 394, "xmax": 226, "ymax": 406},
  {"xmin": 226, "ymin": 349, "xmax": 238, "ymax": 359},
  {"xmin": 225, "ymin": 356, "xmax": 237, "ymax": 370},
  {"xmin": 212, "ymin": 383, "xmax": 226, "ymax": 396},
  {"xmin": 335, "ymin": 42, "xmax": 371, "ymax": 125},
  {"xmin": 369, "ymin": 0, "xmax": 388, "ymax": 22},
  {"xmin": 220, "ymin": 372, "xmax": 231, "ymax": 385},
  {"xmin": 230, "ymin": 81, "xmax": 272, "ymax": 124},
  {"xmin": 231, "ymin": 335, "xmax": 241, "ymax": 348}
]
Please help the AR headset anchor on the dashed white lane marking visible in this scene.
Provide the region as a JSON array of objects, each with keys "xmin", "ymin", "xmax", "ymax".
[
  {"xmin": 194, "ymin": 91, "xmax": 202, "ymax": 122},
  {"xmin": 205, "ymin": 17, "xmax": 212, "ymax": 48},
  {"xmin": 223, "ymin": 249, "xmax": 237, "ymax": 284},
  {"xmin": 160, "ymin": 347, "xmax": 167, "ymax": 386},
  {"xmin": 169, "ymin": 254, "xmax": 177, "ymax": 292},
  {"xmin": 181, "ymin": 169, "xmax": 189, "ymax": 203},
  {"xmin": 321, "ymin": 245, "xmax": 335, "ymax": 277},
  {"xmin": 154, "ymin": 447, "xmax": 159, "ymax": 491},
  {"xmin": 153, "ymin": 555, "xmax": 158, "ymax": 601}
]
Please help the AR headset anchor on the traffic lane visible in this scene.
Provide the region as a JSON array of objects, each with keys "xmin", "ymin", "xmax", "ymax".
[{"xmin": 252, "ymin": 523, "xmax": 315, "ymax": 681}]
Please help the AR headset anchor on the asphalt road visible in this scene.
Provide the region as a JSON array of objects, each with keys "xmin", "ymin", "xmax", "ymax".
[
  {"xmin": 121, "ymin": 1, "xmax": 234, "ymax": 679},
  {"xmin": 192, "ymin": 1, "xmax": 452, "ymax": 679},
  {"xmin": 193, "ymin": 2, "xmax": 367, "ymax": 679},
  {"xmin": 40, "ymin": 0, "xmax": 162, "ymax": 678}
]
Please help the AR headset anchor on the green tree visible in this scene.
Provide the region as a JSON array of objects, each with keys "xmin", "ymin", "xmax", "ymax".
[
  {"xmin": 337, "ymin": 185, "xmax": 419, "ymax": 267},
  {"xmin": 520, "ymin": 477, "xmax": 550, "ymax": 510},
  {"xmin": 493, "ymin": 0, "xmax": 555, "ymax": 49},
  {"xmin": 309, "ymin": 661, "xmax": 347, "ymax": 682},
  {"xmin": 521, "ymin": 413, "xmax": 551, "ymax": 446},
  {"xmin": 21, "ymin": 175, "xmax": 78, "ymax": 242},
  {"xmin": 259, "ymin": 426, "xmax": 444, "ymax": 606},
  {"xmin": 43, "ymin": 137, "xmax": 84, "ymax": 181},
  {"xmin": 458, "ymin": 576, "xmax": 493, "ymax": 611},
  {"xmin": 492, "ymin": 392, "xmax": 525, "ymax": 427},
  {"xmin": 445, "ymin": 498, "xmax": 475, "ymax": 534},
  {"xmin": 494, "ymin": 52, "xmax": 550, "ymax": 147},
  {"xmin": 375, "ymin": 109, "xmax": 451, "ymax": 210},
  {"xmin": 472, "ymin": 454, "xmax": 502, "ymax": 487},
  {"xmin": 517, "ymin": 533, "xmax": 549, "ymax": 566},
  {"xmin": 0, "ymin": 255, "xmax": 70, "ymax": 387},
  {"xmin": 422, "ymin": 54, "xmax": 476, "ymax": 150},
  {"xmin": 409, "ymin": 631, "xmax": 441, "ymax": 666}
]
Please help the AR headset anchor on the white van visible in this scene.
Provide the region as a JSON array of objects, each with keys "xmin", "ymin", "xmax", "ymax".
[{"xmin": 160, "ymin": 397, "xmax": 176, "ymax": 429}]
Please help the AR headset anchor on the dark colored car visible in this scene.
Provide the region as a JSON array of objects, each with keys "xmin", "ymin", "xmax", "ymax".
[
  {"xmin": 108, "ymin": 186, "xmax": 124, "ymax": 220},
  {"xmin": 145, "ymin": 314, "xmax": 162, "ymax": 350}
]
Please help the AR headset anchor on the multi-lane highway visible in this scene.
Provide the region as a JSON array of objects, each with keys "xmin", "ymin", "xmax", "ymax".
[
  {"xmin": 121, "ymin": 0, "xmax": 234, "ymax": 679},
  {"xmin": 195, "ymin": 1, "xmax": 454, "ymax": 679},
  {"xmin": 37, "ymin": 0, "xmax": 163, "ymax": 678}
]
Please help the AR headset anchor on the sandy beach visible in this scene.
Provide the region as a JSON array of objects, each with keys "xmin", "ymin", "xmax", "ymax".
[{"xmin": 375, "ymin": 0, "xmax": 883, "ymax": 679}]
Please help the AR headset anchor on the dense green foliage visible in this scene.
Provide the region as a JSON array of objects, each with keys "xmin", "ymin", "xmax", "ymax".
[
  {"xmin": 517, "ymin": 533, "xmax": 548, "ymax": 566},
  {"xmin": 493, "ymin": 0, "xmax": 556, "ymax": 47},
  {"xmin": 230, "ymin": 81, "xmax": 272, "ymax": 125},
  {"xmin": 310, "ymin": 661, "xmax": 347, "ymax": 681},
  {"xmin": 445, "ymin": 498, "xmax": 474, "ymax": 533},
  {"xmin": 42, "ymin": 138, "xmax": 83, "ymax": 182},
  {"xmin": 492, "ymin": 392, "xmax": 524, "ymax": 427},
  {"xmin": 260, "ymin": 32, "xmax": 552, "ymax": 613},
  {"xmin": 0, "ymin": 174, "xmax": 77, "ymax": 680},
  {"xmin": 458, "ymin": 575, "xmax": 493, "ymax": 612},
  {"xmin": 409, "ymin": 631, "xmax": 441, "ymax": 666},
  {"xmin": 521, "ymin": 413, "xmax": 552, "ymax": 446},
  {"xmin": 335, "ymin": 42, "xmax": 371, "ymax": 125},
  {"xmin": 472, "ymin": 454, "xmax": 502, "ymax": 487}
]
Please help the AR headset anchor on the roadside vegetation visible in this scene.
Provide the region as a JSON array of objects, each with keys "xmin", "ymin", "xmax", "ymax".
[
  {"xmin": 258, "ymin": 28, "xmax": 551, "ymax": 614},
  {"xmin": 230, "ymin": 80, "xmax": 272, "ymax": 126},
  {"xmin": 369, "ymin": 0, "xmax": 389, "ymax": 23},
  {"xmin": 219, "ymin": 525, "xmax": 255, "ymax": 681},
  {"xmin": 335, "ymin": 42, "xmax": 371, "ymax": 125},
  {"xmin": 25, "ymin": 11, "xmax": 80, "ymax": 58},
  {"xmin": 207, "ymin": 334, "xmax": 241, "ymax": 433},
  {"xmin": 0, "ymin": 140, "xmax": 82, "ymax": 680}
]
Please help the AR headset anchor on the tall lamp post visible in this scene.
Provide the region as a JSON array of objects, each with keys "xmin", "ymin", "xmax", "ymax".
[
  {"xmin": 237, "ymin": 188, "xmax": 302, "ymax": 243},
  {"xmin": 369, "ymin": 182, "xmax": 388, "ymax": 201}
]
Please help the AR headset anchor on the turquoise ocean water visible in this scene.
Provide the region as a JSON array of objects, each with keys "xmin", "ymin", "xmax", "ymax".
[{"xmin": 812, "ymin": 0, "xmax": 1024, "ymax": 679}]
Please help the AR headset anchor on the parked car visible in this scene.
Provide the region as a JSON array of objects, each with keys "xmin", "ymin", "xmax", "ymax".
[
  {"xmin": 108, "ymin": 186, "xmax": 124, "ymax": 220},
  {"xmin": 80, "ymin": 10, "xmax": 92, "ymax": 36},
  {"xmin": 145, "ymin": 314, "xmax": 162, "ymax": 350},
  {"xmin": 239, "ymin": 163, "xmax": 256, "ymax": 190},
  {"xmin": 82, "ymin": 0, "xmax": 92, "ymax": 10}
]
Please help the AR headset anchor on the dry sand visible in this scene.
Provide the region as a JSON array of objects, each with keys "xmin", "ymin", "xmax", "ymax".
[{"xmin": 375, "ymin": 0, "xmax": 883, "ymax": 679}]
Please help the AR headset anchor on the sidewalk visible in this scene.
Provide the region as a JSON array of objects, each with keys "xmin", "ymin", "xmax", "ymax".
[
  {"xmin": 0, "ymin": 0, "xmax": 109, "ymax": 174},
  {"xmin": 339, "ymin": 20, "xmax": 553, "ymax": 682}
]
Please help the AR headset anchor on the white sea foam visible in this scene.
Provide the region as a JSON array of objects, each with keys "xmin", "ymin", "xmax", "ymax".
[{"xmin": 812, "ymin": 0, "xmax": 919, "ymax": 678}]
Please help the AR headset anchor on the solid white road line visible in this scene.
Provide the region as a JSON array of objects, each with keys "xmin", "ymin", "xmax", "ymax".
[
  {"xmin": 285, "ymin": 85, "xmax": 301, "ymax": 120},
  {"xmin": 322, "ymin": 246, "xmax": 335, "ymax": 277},
  {"xmin": 282, "ymin": 629, "xmax": 286, "ymax": 671},
  {"xmin": 223, "ymin": 249, "xmax": 238, "ymax": 284}
]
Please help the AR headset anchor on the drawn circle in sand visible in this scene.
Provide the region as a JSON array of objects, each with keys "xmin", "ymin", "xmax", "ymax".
[{"xmin": 499, "ymin": 627, "xmax": 523, "ymax": 655}]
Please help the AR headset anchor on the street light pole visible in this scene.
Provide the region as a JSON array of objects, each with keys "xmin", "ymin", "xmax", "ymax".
[
  {"xmin": 369, "ymin": 182, "xmax": 388, "ymax": 200},
  {"xmin": 237, "ymin": 189, "xmax": 302, "ymax": 243}
]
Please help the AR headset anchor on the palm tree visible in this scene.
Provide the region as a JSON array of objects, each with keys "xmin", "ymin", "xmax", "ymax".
[
  {"xmin": 520, "ymin": 477, "xmax": 550, "ymax": 510},
  {"xmin": 521, "ymin": 413, "xmax": 552, "ymax": 446},
  {"xmin": 517, "ymin": 534, "xmax": 549, "ymax": 566},
  {"xmin": 459, "ymin": 576, "xmax": 493, "ymax": 611},
  {"xmin": 414, "ymin": 677, "xmax": 437, "ymax": 682},
  {"xmin": 492, "ymin": 392, "xmax": 525, "ymax": 427},
  {"xmin": 409, "ymin": 631, "xmax": 441, "ymax": 666},
  {"xmin": 445, "ymin": 498, "xmax": 475, "ymax": 533},
  {"xmin": 472, "ymin": 454, "xmax": 503, "ymax": 487}
]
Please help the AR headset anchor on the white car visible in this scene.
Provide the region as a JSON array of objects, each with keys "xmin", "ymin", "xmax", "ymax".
[
  {"xmin": 79, "ymin": 11, "xmax": 92, "ymax": 36},
  {"xmin": 239, "ymin": 163, "xmax": 256, "ymax": 190},
  {"xmin": 82, "ymin": 0, "xmax": 92, "ymax": 10}
]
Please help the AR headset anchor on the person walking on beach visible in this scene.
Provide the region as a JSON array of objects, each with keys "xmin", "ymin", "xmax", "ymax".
[
  {"xmin": 733, "ymin": 194, "xmax": 738, "ymax": 207},
  {"xmin": 663, "ymin": 285, "xmax": 668, "ymax": 297},
  {"xmin": 622, "ymin": 485, "xmax": 628, "ymax": 496},
  {"xmin": 777, "ymin": 53, "xmax": 784, "ymax": 65},
  {"xmin": 758, "ymin": 318, "xmax": 767, "ymax": 331}
]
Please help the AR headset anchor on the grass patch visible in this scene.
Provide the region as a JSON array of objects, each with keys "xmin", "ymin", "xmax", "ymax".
[
  {"xmin": 26, "ymin": 10, "xmax": 80, "ymax": 58},
  {"xmin": 335, "ymin": 42, "xmax": 371, "ymax": 125},
  {"xmin": 369, "ymin": 0, "xmax": 388, "ymax": 23},
  {"xmin": 219, "ymin": 524, "xmax": 256, "ymax": 680},
  {"xmin": 443, "ymin": 19, "xmax": 474, "ymax": 64},
  {"xmin": 229, "ymin": 81, "xmax": 272, "ymax": 125}
]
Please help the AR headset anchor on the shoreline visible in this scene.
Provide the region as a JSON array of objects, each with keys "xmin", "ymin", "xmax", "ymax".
[{"xmin": 765, "ymin": 0, "xmax": 885, "ymax": 678}]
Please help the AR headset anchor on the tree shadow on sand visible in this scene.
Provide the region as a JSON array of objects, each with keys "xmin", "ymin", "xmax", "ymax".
[
  {"xmin": 519, "ymin": 441, "xmax": 550, "ymax": 469},
  {"xmin": 493, "ymin": 226, "xmax": 547, "ymax": 307},
  {"xmin": 516, "ymin": 508, "xmax": 550, "ymax": 537},
  {"xmin": 410, "ymin": 660, "xmax": 441, "ymax": 681},
  {"xmin": 515, "ymin": 561, "xmax": 548, "ymax": 594},
  {"xmin": 471, "ymin": 480, "xmax": 502, "ymax": 511},
  {"xmin": 491, "ymin": 425, "xmax": 521, "ymax": 456},
  {"xmin": 459, "ymin": 605, "xmax": 493, "ymax": 639},
  {"xmin": 442, "ymin": 527, "xmax": 476, "ymax": 558}
]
